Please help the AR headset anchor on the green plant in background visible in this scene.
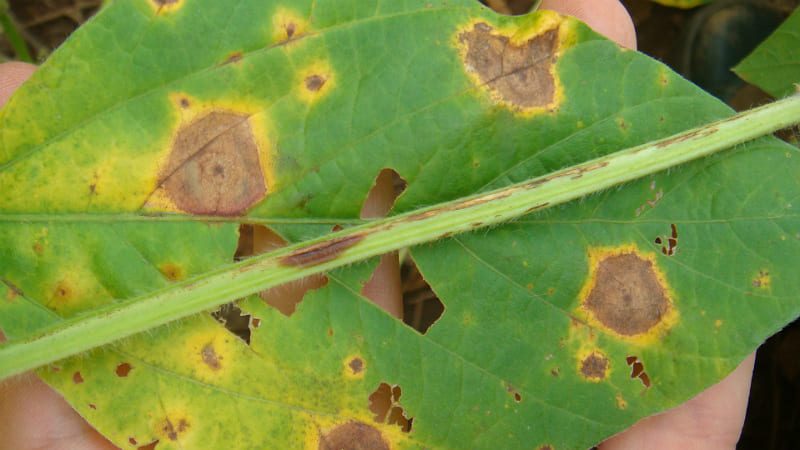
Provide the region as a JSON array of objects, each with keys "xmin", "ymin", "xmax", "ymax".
[
  {"xmin": 1, "ymin": 0, "xmax": 799, "ymax": 449},
  {"xmin": 0, "ymin": 0, "xmax": 32, "ymax": 62},
  {"xmin": 650, "ymin": 0, "xmax": 713, "ymax": 8}
]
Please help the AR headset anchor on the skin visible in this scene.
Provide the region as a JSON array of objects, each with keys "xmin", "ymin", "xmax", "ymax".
[{"xmin": 0, "ymin": 2, "xmax": 753, "ymax": 449}]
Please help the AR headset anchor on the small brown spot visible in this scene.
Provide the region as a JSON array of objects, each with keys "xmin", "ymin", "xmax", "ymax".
[
  {"xmin": 251, "ymin": 318, "xmax": 261, "ymax": 328},
  {"xmin": 88, "ymin": 403, "xmax": 97, "ymax": 410},
  {"xmin": 538, "ymin": 446, "xmax": 554, "ymax": 450},
  {"xmin": 32, "ymin": 242, "xmax": 44, "ymax": 255},
  {"xmin": 138, "ymin": 441, "xmax": 159, "ymax": 450},
  {"xmin": 223, "ymin": 51, "xmax": 243, "ymax": 65},
  {"xmin": 506, "ymin": 384, "xmax": 522, "ymax": 403},
  {"xmin": 752, "ymin": 270, "xmax": 770, "ymax": 289},
  {"xmin": 285, "ymin": 22, "xmax": 296, "ymax": 38},
  {"xmin": 280, "ymin": 235, "xmax": 364, "ymax": 268},
  {"xmin": 348, "ymin": 357, "xmax": 364, "ymax": 375},
  {"xmin": 550, "ymin": 367, "xmax": 560, "ymax": 377},
  {"xmin": 129, "ymin": 437, "xmax": 137, "ymax": 446},
  {"xmin": 459, "ymin": 23, "xmax": 560, "ymax": 109},
  {"xmin": 580, "ymin": 352, "xmax": 609, "ymax": 380},
  {"xmin": 72, "ymin": 371, "xmax": 84, "ymax": 384},
  {"xmin": 201, "ymin": 343, "xmax": 222, "ymax": 370},
  {"xmin": 180, "ymin": 98, "xmax": 190, "ymax": 109},
  {"xmin": 116, "ymin": 363, "xmax": 133, "ymax": 377},
  {"xmin": 327, "ymin": 328, "xmax": 334, "ymax": 337},
  {"xmin": 159, "ymin": 263, "xmax": 184, "ymax": 282},
  {"xmin": 585, "ymin": 253, "xmax": 670, "ymax": 336},
  {"xmin": 305, "ymin": 74, "xmax": 327, "ymax": 92},
  {"xmin": 159, "ymin": 112, "xmax": 266, "ymax": 216},
  {"xmin": 318, "ymin": 421, "xmax": 389, "ymax": 450},
  {"xmin": 53, "ymin": 280, "xmax": 73, "ymax": 301}
]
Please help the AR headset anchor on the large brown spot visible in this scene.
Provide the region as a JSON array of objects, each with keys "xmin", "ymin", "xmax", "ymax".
[
  {"xmin": 459, "ymin": 23, "xmax": 559, "ymax": 109},
  {"xmin": 585, "ymin": 253, "xmax": 669, "ymax": 336},
  {"xmin": 580, "ymin": 353, "xmax": 608, "ymax": 380},
  {"xmin": 160, "ymin": 112, "xmax": 266, "ymax": 216},
  {"xmin": 319, "ymin": 421, "xmax": 389, "ymax": 450}
]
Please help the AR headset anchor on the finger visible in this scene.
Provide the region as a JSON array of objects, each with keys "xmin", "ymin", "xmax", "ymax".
[
  {"xmin": 0, "ymin": 62, "xmax": 37, "ymax": 106},
  {"xmin": 540, "ymin": 0, "xmax": 637, "ymax": 49},
  {"xmin": 360, "ymin": 170, "xmax": 404, "ymax": 319},
  {"xmin": 599, "ymin": 353, "xmax": 756, "ymax": 450}
]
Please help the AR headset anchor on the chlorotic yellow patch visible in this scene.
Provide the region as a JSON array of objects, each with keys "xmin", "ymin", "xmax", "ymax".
[
  {"xmin": 343, "ymin": 354, "xmax": 366, "ymax": 380},
  {"xmin": 615, "ymin": 392, "xmax": 628, "ymax": 410},
  {"xmin": 453, "ymin": 11, "xmax": 579, "ymax": 117},
  {"xmin": 148, "ymin": 0, "xmax": 184, "ymax": 15},
  {"xmin": 297, "ymin": 61, "xmax": 335, "ymax": 104},
  {"xmin": 575, "ymin": 245, "xmax": 679, "ymax": 346},
  {"xmin": 179, "ymin": 324, "xmax": 239, "ymax": 382},
  {"xmin": 271, "ymin": 7, "xmax": 310, "ymax": 43},
  {"xmin": 752, "ymin": 269, "xmax": 771, "ymax": 291}
]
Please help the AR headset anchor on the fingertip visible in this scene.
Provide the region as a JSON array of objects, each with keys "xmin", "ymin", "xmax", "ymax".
[
  {"xmin": 539, "ymin": 0, "xmax": 637, "ymax": 50},
  {"xmin": 0, "ymin": 62, "xmax": 37, "ymax": 107}
]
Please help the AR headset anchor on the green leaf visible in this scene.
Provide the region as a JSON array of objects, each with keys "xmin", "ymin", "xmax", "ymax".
[
  {"xmin": 734, "ymin": 6, "xmax": 800, "ymax": 98},
  {"xmin": 1, "ymin": 1, "xmax": 800, "ymax": 449},
  {"xmin": 649, "ymin": 0, "xmax": 712, "ymax": 9}
]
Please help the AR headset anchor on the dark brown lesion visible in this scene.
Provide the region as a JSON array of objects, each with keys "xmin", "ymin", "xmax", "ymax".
[
  {"xmin": 156, "ymin": 112, "xmax": 267, "ymax": 216},
  {"xmin": 459, "ymin": 22, "xmax": 560, "ymax": 109},
  {"xmin": 585, "ymin": 253, "xmax": 670, "ymax": 336},
  {"xmin": 279, "ymin": 234, "xmax": 364, "ymax": 268},
  {"xmin": 305, "ymin": 74, "xmax": 327, "ymax": 92},
  {"xmin": 580, "ymin": 352, "xmax": 609, "ymax": 379},
  {"xmin": 318, "ymin": 421, "xmax": 389, "ymax": 450}
]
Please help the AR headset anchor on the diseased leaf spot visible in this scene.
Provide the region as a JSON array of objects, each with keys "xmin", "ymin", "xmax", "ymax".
[
  {"xmin": 53, "ymin": 280, "xmax": 73, "ymax": 302},
  {"xmin": 616, "ymin": 392, "xmax": 628, "ymax": 409},
  {"xmin": 33, "ymin": 242, "xmax": 44, "ymax": 255},
  {"xmin": 584, "ymin": 252, "xmax": 670, "ymax": 336},
  {"xmin": 159, "ymin": 112, "xmax": 266, "ymax": 216},
  {"xmin": 538, "ymin": 446, "xmax": 554, "ymax": 450},
  {"xmin": 251, "ymin": 317, "xmax": 261, "ymax": 328},
  {"xmin": 368, "ymin": 383, "xmax": 413, "ymax": 433},
  {"xmin": 222, "ymin": 51, "xmax": 243, "ymax": 65},
  {"xmin": 459, "ymin": 22, "xmax": 560, "ymax": 109},
  {"xmin": 305, "ymin": 75, "xmax": 327, "ymax": 92},
  {"xmin": 180, "ymin": 98, "xmax": 190, "ymax": 109},
  {"xmin": 752, "ymin": 270, "xmax": 771, "ymax": 289},
  {"xmin": 88, "ymin": 403, "xmax": 97, "ymax": 410},
  {"xmin": 318, "ymin": 421, "xmax": 389, "ymax": 450},
  {"xmin": 506, "ymin": 384, "xmax": 522, "ymax": 403},
  {"xmin": 72, "ymin": 371, "xmax": 84, "ymax": 384},
  {"xmin": 201, "ymin": 343, "xmax": 222, "ymax": 370},
  {"xmin": 129, "ymin": 437, "xmax": 137, "ymax": 446},
  {"xmin": 285, "ymin": 22, "xmax": 296, "ymax": 38},
  {"xmin": 115, "ymin": 363, "xmax": 133, "ymax": 377},
  {"xmin": 159, "ymin": 263, "xmax": 185, "ymax": 282},
  {"xmin": 348, "ymin": 357, "xmax": 364, "ymax": 375},
  {"xmin": 280, "ymin": 235, "xmax": 364, "ymax": 268},
  {"xmin": 580, "ymin": 352, "xmax": 609, "ymax": 381},
  {"xmin": 161, "ymin": 418, "xmax": 189, "ymax": 441},
  {"xmin": 654, "ymin": 224, "xmax": 679, "ymax": 256}
]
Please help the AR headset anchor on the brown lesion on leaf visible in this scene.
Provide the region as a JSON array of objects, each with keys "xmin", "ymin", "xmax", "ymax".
[
  {"xmin": 344, "ymin": 355, "xmax": 366, "ymax": 379},
  {"xmin": 579, "ymin": 351, "xmax": 609, "ymax": 381},
  {"xmin": 305, "ymin": 74, "xmax": 327, "ymax": 92},
  {"xmin": 368, "ymin": 382, "xmax": 413, "ymax": 433},
  {"xmin": 456, "ymin": 13, "xmax": 572, "ymax": 114},
  {"xmin": 72, "ymin": 371, "xmax": 84, "ymax": 384},
  {"xmin": 222, "ymin": 51, "xmax": 244, "ymax": 65},
  {"xmin": 200, "ymin": 343, "xmax": 222, "ymax": 370},
  {"xmin": 280, "ymin": 234, "xmax": 364, "ymax": 268},
  {"xmin": 150, "ymin": 111, "xmax": 267, "ymax": 216},
  {"xmin": 2, "ymin": 279, "xmax": 22, "ymax": 302},
  {"xmin": 115, "ymin": 363, "xmax": 133, "ymax": 377},
  {"xmin": 272, "ymin": 8, "xmax": 309, "ymax": 43},
  {"xmin": 578, "ymin": 246, "xmax": 678, "ymax": 342},
  {"xmin": 159, "ymin": 262, "xmax": 185, "ymax": 282},
  {"xmin": 161, "ymin": 417, "xmax": 190, "ymax": 442},
  {"xmin": 150, "ymin": 0, "xmax": 182, "ymax": 14},
  {"xmin": 137, "ymin": 440, "xmax": 159, "ymax": 450},
  {"xmin": 752, "ymin": 270, "xmax": 771, "ymax": 290},
  {"xmin": 318, "ymin": 421, "xmax": 389, "ymax": 450},
  {"xmin": 506, "ymin": 384, "xmax": 522, "ymax": 403}
]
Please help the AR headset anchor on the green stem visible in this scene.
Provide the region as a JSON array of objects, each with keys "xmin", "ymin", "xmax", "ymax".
[
  {"xmin": 2, "ymin": 95, "xmax": 800, "ymax": 381},
  {"xmin": 0, "ymin": 1, "xmax": 33, "ymax": 63}
]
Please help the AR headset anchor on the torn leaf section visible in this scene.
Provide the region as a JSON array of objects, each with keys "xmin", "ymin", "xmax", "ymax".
[
  {"xmin": 579, "ymin": 246, "xmax": 678, "ymax": 343},
  {"xmin": 152, "ymin": 112, "xmax": 267, "ymax": 216},
  {"xmin": 368, "ymin": 383, "xmax": 413, "ymax": 433},
  {"xmin": 457, "ymin": 12, "xmax": 571, "ymax": 113}
]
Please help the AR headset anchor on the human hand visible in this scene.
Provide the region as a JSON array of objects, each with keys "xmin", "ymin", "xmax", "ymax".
[{"xmin": 0, "ymin": 2, "xmax": 753, "ymax": 448}]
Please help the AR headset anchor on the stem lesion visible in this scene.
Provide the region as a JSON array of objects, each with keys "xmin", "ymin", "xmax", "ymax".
[{"xmin": 1, "ymin": 94, "xmax": 800, "ymax": 381}]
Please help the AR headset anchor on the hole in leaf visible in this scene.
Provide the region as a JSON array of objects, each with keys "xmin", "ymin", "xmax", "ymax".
[
  {"xmin": 235, "ymin": 224, "xmax": 328, "ymax": 316},
  {"xmin": 368, "ymin": 382, "xmax": 413, "ymax": 433},
  {"xmin": 480, "ymin": 0, "xmax": 536, "ymax": 15},
  {"xmin": 360, "ymin": 168, "xmax": 407, "ymax": 219},
  {"xmin": 211, "ymin": 303, "xmax": 252, "ymax": 344},
  {"xmin": 626, "ymin": 355, "xmax": 652, "ymax": 388},
  {"xmin": 138, "ymin": 440, "xmax": 159, "ymax": 450},
  {"xmin": 401, "ymin": 258, "xmax": 445, "ymax": 334},
  {"xmin": 115, "ymin": 363, "xmax": 132, "ymax": 377},
  {"xmin": 654, "ymin": 224, "xmax": 679, "ymax": 256}
]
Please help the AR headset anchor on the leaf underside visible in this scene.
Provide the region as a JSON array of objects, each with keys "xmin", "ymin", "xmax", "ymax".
[{"xmin": 1, "ymin": 0, "xmax": 799, "ymax": 449}]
